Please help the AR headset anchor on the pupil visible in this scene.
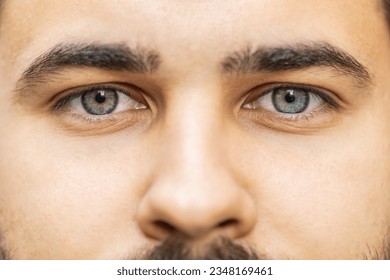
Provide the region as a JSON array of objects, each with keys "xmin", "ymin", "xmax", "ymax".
[
  {"xmin": 95, "ymin": 92, "xmax": 106, "ymax": 104},
  {"xmin": 285, "ymin": 92, "xmax": 295, "ymax": 103}
]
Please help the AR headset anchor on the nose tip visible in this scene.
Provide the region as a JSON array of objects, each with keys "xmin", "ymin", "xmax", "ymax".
[{"xmin": 136, "ymin": 177, "xmax": 257, "ymax": 241}]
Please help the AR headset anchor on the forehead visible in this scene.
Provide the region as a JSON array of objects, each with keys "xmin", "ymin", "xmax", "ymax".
[{"xmin": 0, "ymin": 0, "xmax": 388, "ymax": 79}]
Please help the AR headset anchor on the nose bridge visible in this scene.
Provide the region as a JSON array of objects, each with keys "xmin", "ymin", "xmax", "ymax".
[
  {"xmin": 157, "ymin": 85, "xmax": 230, "ymax": 205},
  {"xmin": 165, "ymin": 85, "xmax": 225, "ymax": 169},
  {"xmin": 136, "ymin": 86, "xmax": 256, "ymax": 240}
]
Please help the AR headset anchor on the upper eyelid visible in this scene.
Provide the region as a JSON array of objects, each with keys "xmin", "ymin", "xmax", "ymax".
[
  {"xmin": 256, "ymin": 84, "xmax": 330, "ymax": 97},
  {"xmin": 60, "ymin": 83, "xmax": 141, "ymax": 99}
]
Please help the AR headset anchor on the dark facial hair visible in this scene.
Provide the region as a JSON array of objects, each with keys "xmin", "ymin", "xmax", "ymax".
[
  {"xmin": 143, "ymin": 234, "xmax": 390, "ymax": 260},
  {"xmin": 144, "ymin": 235, "xmax": 259, "ymax": 260}
]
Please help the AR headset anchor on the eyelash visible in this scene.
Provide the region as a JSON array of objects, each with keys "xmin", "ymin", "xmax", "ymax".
[
  {"xmin": 52, "ymin": 83, "xmax": 144, "ymax": 120},
  {"xmin": 245, "ymin": 84, "xmax": 341, "ymax": 121}
]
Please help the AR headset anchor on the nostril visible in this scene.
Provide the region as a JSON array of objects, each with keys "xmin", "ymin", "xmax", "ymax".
[
  {"xmin": 218, "ymin": 218, "xmax": 239, "ymax": 228},
  {"xmin": 153, "ymin": 220, "xmax": 176, "ymax": 234}
]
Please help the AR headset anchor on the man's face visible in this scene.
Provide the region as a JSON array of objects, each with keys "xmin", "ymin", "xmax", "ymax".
[{"xmin": 0, "ymin": 0, "xmax": 390, "ymax": 259}]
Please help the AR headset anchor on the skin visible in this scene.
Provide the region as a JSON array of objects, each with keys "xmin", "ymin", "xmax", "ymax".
[{"xmin": 0, "ymin": 0, "xmax": 390, "ymax": 259}]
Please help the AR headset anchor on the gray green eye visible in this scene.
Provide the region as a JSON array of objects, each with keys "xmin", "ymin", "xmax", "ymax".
[
  {"xmin": 81, "ymin": 89, "xmax": 118, "ymax": 115},
  {"xmin": 272, "ymin": 88, "xmax": 309, "ymax": 114},
  {"xmin": 243, "ymin": 86, "xmax": 325, "ymax": 116},
  {"xmin": 55, "ymin": 85, "xmax": 148, "ymax": 117}
]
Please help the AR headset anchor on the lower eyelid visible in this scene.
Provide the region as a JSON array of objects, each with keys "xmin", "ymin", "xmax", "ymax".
[
  {"xmin": 273, "ymin": 105, "xmax": 332, "ymax": 120},
  {"xmin": 54, "ymin": 112, "xmax": 149, "ymax": 135},
  {"xmin": 66, "ymin": 111, "xmax": 117, "ymax": 122},
  {"xmin": 241, "ymin": 95, "xmax": 335, "ymax": 129},
  {"xmin": 240, "ymin": 105, "xmax": 337, "ymax": 134}
]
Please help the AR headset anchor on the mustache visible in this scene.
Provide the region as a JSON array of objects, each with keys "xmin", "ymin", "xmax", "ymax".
[{"xmin": 143, "ymin": 235, "xmax": 259, "ymax": 260}]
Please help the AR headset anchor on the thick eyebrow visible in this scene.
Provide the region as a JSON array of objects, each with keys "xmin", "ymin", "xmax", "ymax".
[
  {"xmin": 221, "ymin": 42, "xmax": 371, "ymax": 85},
  {"xmin": 19, "ymin": 42, "xmax": 160, "ymax": 84}
]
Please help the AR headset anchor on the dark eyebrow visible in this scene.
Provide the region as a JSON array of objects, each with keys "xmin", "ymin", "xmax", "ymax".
[
  {"xmin": 19, "ymin": 42, "xmax": 160, "ymax": 84},
  {"xmin": 222, "ymin": 42, "xmax": 371, "ymax": 85}
]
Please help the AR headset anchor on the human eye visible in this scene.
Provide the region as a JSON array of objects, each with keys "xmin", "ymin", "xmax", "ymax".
[
  {"xmin": 51, "ymin": 83, "xmax": 151, "ymax": 134},
  {"xmin": 54, "ymin": 84, "xmax": 147, "ymax": 116},
  {"xmin": 241, "ymin": 84, "xmax": 342, "ymax": 132}
]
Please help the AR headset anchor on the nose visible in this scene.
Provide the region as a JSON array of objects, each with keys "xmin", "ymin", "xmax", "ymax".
[
  {"xmin": 137, "ymin": 167, "xmax": 257, "ymax": 240},
  {"xmin": 136, "ymin": 90, "xmax": 256, "ymax": 241}
]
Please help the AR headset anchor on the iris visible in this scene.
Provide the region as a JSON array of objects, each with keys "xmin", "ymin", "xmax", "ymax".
[
  {"xmin": 81, "ymin": 89, "xmax": 118, "ymax": 115},
  {"xmin": 272, "ymin": 88, "xmax": 309, "ymax": 114}
]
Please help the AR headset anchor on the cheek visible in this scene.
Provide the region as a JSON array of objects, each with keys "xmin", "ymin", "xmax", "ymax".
[
  {"xmin": 241, "ymin": 124, "xmax": 390, "ymax": 258},
  {"xmin": 0, "ymin": 119, "xmax": 149, "ymax": 259}
]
